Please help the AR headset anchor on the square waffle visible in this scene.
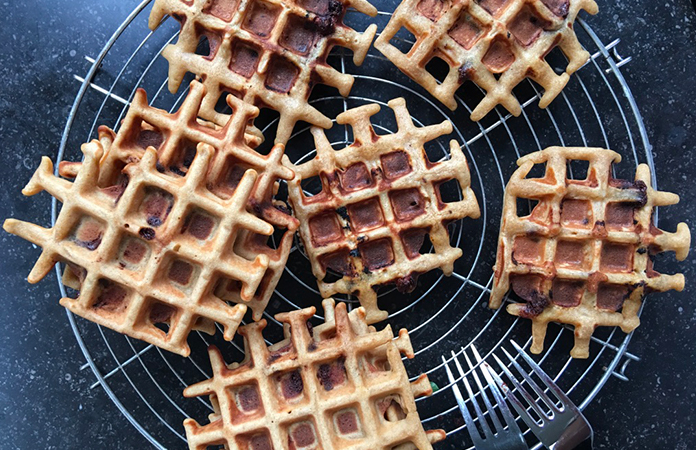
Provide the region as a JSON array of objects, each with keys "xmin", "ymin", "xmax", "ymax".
[
  {"xmin": 183, "ymin": 299, "xmax": 446, "ymax": 449},
  {"xmin": 3, "ymin": 140, "xmax": 282, "ymax": 356},
  {"xmin": 374, "ymin": 0, "xmax": 598, "ymax": 121},
  {"xmin": 490, "ymin": 147, "xmax": 691, "ymax": 358},
  {"xmin": 59, "ymin": 80, "xmax": 299, "ymax": 321},
  {"xmin": 284, "ymin": 98, "xmax": 480, "ymax": 324},
  {"xmin": 148, "ymin": 0, "xmax": 378, "ymax": 144}
]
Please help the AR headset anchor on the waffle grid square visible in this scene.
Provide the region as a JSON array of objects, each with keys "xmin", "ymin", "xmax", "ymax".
[
  {"xmin": 149, "ymin": 0, "xmax": 378, "ymax": 143},
  {"xmin": 374, "ymin": 0, "xmax": 598, "ymax": 120},
  {"xmin": 490, "ymin": 147, "xmax": 691, "ymax": 358},
  {"xmin": 183, "ymin": 299, "xmax": 446, "ymax": 449},
  {"xmin": 285, "ymin": 98, "xmax": 480, "ymax": 323},
  {"xmin": 3, "ymin": 141, "xmax": 281, "ymax": 356}
]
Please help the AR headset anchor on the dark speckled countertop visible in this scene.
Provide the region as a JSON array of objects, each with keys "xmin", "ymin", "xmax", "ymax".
[{"xmin": 1, "ymin": 1, "xmax": 694, "ymax": 449}]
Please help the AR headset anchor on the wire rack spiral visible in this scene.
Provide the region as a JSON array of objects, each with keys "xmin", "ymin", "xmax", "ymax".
[{"xmin": 54, "ymin": 1, "xmax": 651, "ymax": 448}]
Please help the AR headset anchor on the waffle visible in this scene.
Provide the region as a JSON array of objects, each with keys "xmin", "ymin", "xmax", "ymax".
[
  {"xmin": 374, "ymin": 0, "xmax": 598, "ymax": 121},
  {"xmin": 2, "ymin": 139, "xmax": 288, "ymax": 356},
  {"xmin": 490, "ymin": 147, "xmax": 691, "ymax": 358},
  {"xmin": 58, "ymin": 81, "xmax": 299, "ymax": 321},
  {"xmin": 284, "ymin": 98, "xmax": 480, "ymax": 324},
  {"xmin": 148, "ymin": 0, "xmax": 378, "ymax": 144},
  {"xmin": 183, "ymin": 299, "xmax": 446, "ymax": 449}
]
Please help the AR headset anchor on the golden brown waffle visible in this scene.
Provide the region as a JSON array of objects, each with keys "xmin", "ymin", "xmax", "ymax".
[
  {"xmin": 148, "ymin": 0, "xmax": 378, "ymax": 144},
  {"xmin": 374, "ymin": 0, "xmax": 598, "ymax": 121},
  {"xmin": 183, "ymin": 299, "xmax": 446, "ymax": 449},
  {"xmin": 2, "ymin": 140, "xmax": 287, "ymax": 356},
  {"xmin": 58, "ymin": 81, "xmax": 299, "ymax": 321},
  {"xmin": 284, "ymin": 98, "xmax": 480, "ymax": 324},
  {"xmin": 490, "ymin": 147, "xmax": 691, "ymax": 358}
]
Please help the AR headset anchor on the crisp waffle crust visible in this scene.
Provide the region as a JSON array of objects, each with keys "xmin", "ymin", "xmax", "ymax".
[
  {"xmin": 374, "ymin": 0, "xmax": 598, "ymax": 120},
  {"xmin": 59, "ymin": 80, "xmax": 299, "ymax": 321},
  {"xmin": 284, "ymin": 98, "xmax": 480, "ymax": 323},
  {"xmin": 490, "ymin": 147, "xmax": 691, "ymax": 358},
  {"xmin": 183, "ymin": 299, "xmax": 446, "ymax": 449},
  {"xmin": 149, "ymin": 0, "xmax": 378, "ymax": 144},
  {"xmin": 3, "ymin": 140, "xmax": 287, "ymax": 356}
]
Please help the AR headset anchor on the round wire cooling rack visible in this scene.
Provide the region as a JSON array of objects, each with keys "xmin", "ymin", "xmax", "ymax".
[{"xmin": 53, "ymin": 1, "xmax": 652, "ymax": 449}]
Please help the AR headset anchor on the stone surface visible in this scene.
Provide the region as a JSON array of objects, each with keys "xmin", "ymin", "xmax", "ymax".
[{"xmin": 0, "ymin": 0, "xmax": 694, "ymax": 449}]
